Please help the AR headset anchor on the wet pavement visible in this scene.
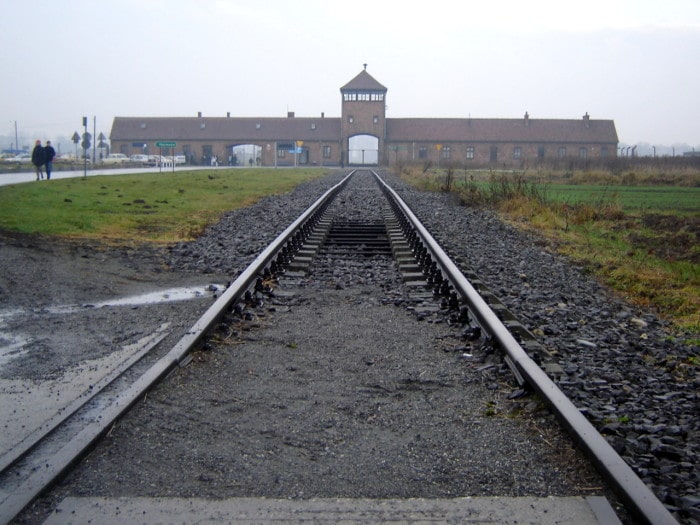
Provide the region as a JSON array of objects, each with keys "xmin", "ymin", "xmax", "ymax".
[{"xmin": 0, "ymin": 165, "xmax": 216, "ymax": 186}]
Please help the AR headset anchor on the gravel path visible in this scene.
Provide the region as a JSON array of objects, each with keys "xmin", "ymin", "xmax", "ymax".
[{"xmin": 3, "ymin": 170, "xmax": 697, "ymax": 524}]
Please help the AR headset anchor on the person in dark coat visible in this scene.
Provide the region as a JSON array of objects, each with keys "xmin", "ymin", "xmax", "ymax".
[
  {"xmin": 31, "ymin": 140, "xmax": 45, "ymax": 180},
  {"xmin": 44, "ymin": 140, "xmax": 56, "ymax": 180}
]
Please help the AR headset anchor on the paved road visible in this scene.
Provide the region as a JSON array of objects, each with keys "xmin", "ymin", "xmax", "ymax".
[{"xmin": 0, "ymin": 165, "xmax": 214, "ymax": 187}]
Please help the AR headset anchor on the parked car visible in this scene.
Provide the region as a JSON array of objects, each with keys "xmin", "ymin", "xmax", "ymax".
[
  {"xmin": 146, "ymin": 155, "xmax": 170, "ymax": 166},
  {"xmin": 130, "ymin": 154, "xmax": 149, "ymax": 163},
  {"xmin": 161, "ymin": 155, "xmax": 184, "ymax": 166},
  {"xmin": 102, "ymin": 153, "xmax": 130, "ymax": 165},
  {"xmin": 55, "ymin": 154, "xmax": 89, "ymax": 163},
  {"xmin": 4, "ymin": 153, "xmax": 31, "ymax": 163}
]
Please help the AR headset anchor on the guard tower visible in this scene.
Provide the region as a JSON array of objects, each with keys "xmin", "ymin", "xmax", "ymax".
[{"xmin": 340, "ymin": 65, "xmax": 387, "ymax": 165}]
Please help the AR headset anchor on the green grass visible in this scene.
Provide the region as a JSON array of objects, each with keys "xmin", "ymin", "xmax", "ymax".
[
  {"xmin": 398, "ymin": 166, "xmax": 700, "ymax": 334},
  {"xmin": 0, "ymin": 168, "xmax": 327, "ymax": 243},
  {"xmin": 545, "ymin": 185, "xmax": 700, "ymax": 214}
]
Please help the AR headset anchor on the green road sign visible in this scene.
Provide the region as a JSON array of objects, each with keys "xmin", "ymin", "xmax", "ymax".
[{"xmin": 156, "ymin": 141, "xmax": 176, "ymax": 148}]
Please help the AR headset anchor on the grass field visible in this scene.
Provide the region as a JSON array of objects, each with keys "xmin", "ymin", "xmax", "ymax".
[
  {"xmin": 542, "ymin": 185, "xmax": 700, "ymax": 214},
  {"xmin": 399, "ymin": 166, "xmax": 700, "ymax": 335},
  {"xmin": 0, "ymin": 168, "xmax": 326, "ymax": 242}
]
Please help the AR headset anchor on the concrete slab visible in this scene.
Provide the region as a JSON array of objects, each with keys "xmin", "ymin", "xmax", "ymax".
[{"xmin": 44, "ymin": 496, "xmax": 621, "ymax": 524}]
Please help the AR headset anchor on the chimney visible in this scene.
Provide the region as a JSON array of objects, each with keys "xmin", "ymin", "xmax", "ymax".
[
  {"xmin": 287, "ymin": 111, "xmax": 295, "ymax": 118},
  {"xmin": 583, "ymin": 112, "xmax": 590, "ymax": 127},
  {"xmin": 197, "ymin": 111, "xmax": 202, "ymax": 118},
  {"xmin": 226, "ymin": 112, "xmax": 230, "ymax": 118},
  {"xmin": 321, "ymin": 112, "xmax": 325, "ymax": 118},
  {"xmin": 524, "ymin": 112, "xmax": 530, "ymax": 126}
]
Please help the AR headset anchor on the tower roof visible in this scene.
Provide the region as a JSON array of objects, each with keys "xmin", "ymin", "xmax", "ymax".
[{"xmin": 340, "ymin": 68, "xmax": 387, "ymax": 92}]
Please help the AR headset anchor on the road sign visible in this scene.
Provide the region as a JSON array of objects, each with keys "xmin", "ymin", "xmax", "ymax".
[{"xmin": 156, "ymin": 141, "xmax": 176, "ymax": 148}]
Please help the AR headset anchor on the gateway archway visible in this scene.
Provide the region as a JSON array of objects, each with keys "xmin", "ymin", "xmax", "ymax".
[
  {"xmin": 230, "ymin": 144, "xmax": 262, "ymax": 166},
  {"xmin": 348, "ymin": 134, "xmax": 379, "ymax": 165}
]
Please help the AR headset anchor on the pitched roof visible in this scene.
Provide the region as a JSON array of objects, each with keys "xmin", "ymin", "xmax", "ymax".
[
  {"xmin": 385, "ymin": 117, "xmax": 618, "ymax": 144},
  {"xmin": 110, "ymin": 116, "xmax": 341, "ymax": 143},
  {"xmin": 340, "ymin": 69, "xmax": 387, "ymax": 92}
]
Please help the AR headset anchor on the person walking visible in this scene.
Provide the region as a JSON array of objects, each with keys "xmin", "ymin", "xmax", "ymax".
[
  {"xmin": 31, "ymin": 140, "xmax": 45, "ymax": 180},
  {"xmin": 44, "ymin": 140, "xmax": 56, "ymax": 180}
]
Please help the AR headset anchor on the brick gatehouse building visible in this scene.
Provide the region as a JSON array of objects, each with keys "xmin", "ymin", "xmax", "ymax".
[{"xmin": 109, "ymin": 67, "xmax": 618, "ymax": 167}]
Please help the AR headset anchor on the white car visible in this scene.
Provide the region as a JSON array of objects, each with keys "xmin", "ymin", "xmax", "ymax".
[
  {"xmin": 130, "ymin": 154, "xmax": 149, "ymax": 163},
  {"xmin": 4, "ymin": 153, "xmax": 32, "ymax": 163},
  {"xmin": 161, "ymin": 155, "xmax": 185, "ymax": 166},
  {"xmin": 102, "ymin": 153, "xmax": 130, "ymax": 164}
]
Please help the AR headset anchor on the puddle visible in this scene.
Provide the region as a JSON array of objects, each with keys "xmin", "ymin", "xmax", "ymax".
[
  {"xmin": 0, "ymin": 284, "xmax": 223, "ymax": 367},
  {"xmin": 52, "ymin": 283, "xmax": 225, "ymax": 313},
  {"xmin": 94, "ymin": 284, "xmax": 223, "ymax": 308},
  {"xmin": 0, "ymin": 284, "xmax": 223, "ymax": 319}
]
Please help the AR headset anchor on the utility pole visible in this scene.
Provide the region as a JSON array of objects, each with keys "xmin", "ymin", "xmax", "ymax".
[{"xmin": 93, "ymin": 116, "xmax": 97, "ymax": 163}]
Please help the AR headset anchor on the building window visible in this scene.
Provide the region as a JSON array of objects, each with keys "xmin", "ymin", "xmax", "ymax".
[
  {"xmin": 601, "ymin": 146, "xmax": 609, "ymax": 157},
  {"xmin": 348, "ymin": 116, "xmax": 354, "ymax": 123},
  {"xmin": 441, "ymin": 146, "xmax": 451, "ymax": 159},
  {"xmin": 558, "ymin": 147, "xmax": 567, "ymax": 158},
  {"xmin": 311, "ymin": 123, "xmax": 316, "ymax": 130},
  {"xmin": 466, "ymin": 146, "xmax": 474, "ymax": 159},
  {"xmin": 418, "ymin": 146, "xmax": 428, "ymax": 159},
  {"xmin": 278, "ymin": 142, "xmax": 293, "ymax": 158},
  {"xmin": 373, "ymin": 116, "xmax": 378, "ymax": 124},
  {"xmin": 579, "ymin": 147, "xmax": 588, "ymax": 159},
  {"xmin": 514, "ymin": 147, "xmax": 522, "ymax": 159},
  {"xmin": 537, "ymin": 145, "xmax": 545, "ymax": 158},
  {"xmin": 358, "ymin": 93, "xmax": 370, "ymax": 101},
  {"xmin": 323, "ymin": 145, "xmax": 331, "ymax": 158},
  {"xmin": 343, "ymin": 93, "xmax": 357, "ymax": 101},
  {"xmin": 255, "ymin": 123, "xmax": 261, "ymax": 129},
  {"xmin": 370, "ymin": 93, "xmax": 384, "ymax": 101}
]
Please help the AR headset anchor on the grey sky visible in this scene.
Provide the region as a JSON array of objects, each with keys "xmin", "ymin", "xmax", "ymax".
[{"xmin": 1, "ymin": 0, "xmax": 699, "ymax": 152}]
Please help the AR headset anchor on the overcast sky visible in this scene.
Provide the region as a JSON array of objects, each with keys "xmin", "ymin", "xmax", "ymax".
[{"xmin": 1, "ymin": 0, "xmax": 699, "ymax": 151}]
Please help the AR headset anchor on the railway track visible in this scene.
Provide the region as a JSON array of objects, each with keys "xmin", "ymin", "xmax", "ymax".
[{"xmin": 0, "ymin": 170, "xmax": 680, "ymax": 524}]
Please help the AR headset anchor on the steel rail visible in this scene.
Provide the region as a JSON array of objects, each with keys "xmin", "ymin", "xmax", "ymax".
[
  {"xmin": 373, "ymin": 170, "xmax": 678, "ymax": 525},
  {"xmin": 0, "ymin": 171, "xmax": 355, "ymax": 525}
]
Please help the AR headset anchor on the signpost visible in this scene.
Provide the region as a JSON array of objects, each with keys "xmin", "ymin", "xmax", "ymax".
[
  {"xmin": 155, "ymin": 141, "xmax": 176, "ymax": 173},
  {"xmin": 295, "ymin": 140, "xmax": 304, "ymax": 167}
]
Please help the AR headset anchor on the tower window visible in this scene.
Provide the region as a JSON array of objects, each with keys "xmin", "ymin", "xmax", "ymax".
[
  {"xmin": 348, "ymin": 116, "xmax": 354, "ymax": 123},
  {"xmin": 373, "ymin": 116, "xmax": 378, "ymax": 124}
]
